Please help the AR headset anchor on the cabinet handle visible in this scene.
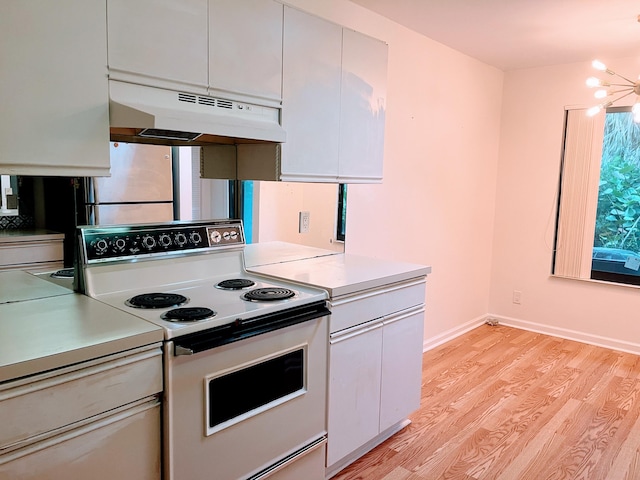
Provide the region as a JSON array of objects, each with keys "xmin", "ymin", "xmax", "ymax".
[
  {"xmin": 330, "ymin": 321, "xmax": 383, "ymax": 344},
  {"xmin": 329, "ymin": 278, "xmax": 425, "ymax": 307},
  {"xmin": 382, "ymin": 306, "xmax": 425, "ymax": 326}
]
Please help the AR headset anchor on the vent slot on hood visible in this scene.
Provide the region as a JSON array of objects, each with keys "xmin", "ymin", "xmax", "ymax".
[{"xmin": 178, "ymin": 93, "xmax": 197, "ymax": 104}]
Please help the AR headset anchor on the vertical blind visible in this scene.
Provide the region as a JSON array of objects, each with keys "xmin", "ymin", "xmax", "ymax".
[{"xmin": 554, "ymin": 108, "xmax": 604, "ymax": 278}]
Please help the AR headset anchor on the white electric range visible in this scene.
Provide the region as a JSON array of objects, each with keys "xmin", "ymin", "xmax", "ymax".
[{"xmin": 75, "ymin": 219, "xmax": 329, "ymax": 480}]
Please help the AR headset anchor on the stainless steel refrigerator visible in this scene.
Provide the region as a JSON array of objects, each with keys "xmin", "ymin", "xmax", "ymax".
[{"xmin": 83, "ymin": 142, "xmax": 174, "ymax": 225}]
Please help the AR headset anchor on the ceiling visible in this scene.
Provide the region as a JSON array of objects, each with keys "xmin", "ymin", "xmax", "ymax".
[{"xmin": 349, "ymin": 0, "xmax": 640, "ymax": 71}]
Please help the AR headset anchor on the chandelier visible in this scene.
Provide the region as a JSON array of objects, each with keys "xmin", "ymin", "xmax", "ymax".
[{"xmin": 585, "ymin": 60, "xmax": 640, "ymax": 121}]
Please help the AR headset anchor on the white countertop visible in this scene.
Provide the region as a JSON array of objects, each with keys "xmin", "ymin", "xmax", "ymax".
[
  {"xmin": 0, "ymin": 270, "xmax": 73, "ymax": 304},
  {"xmin": 246, "ymin": 242, "xmax": 431, "ymax": 298},
  {"xmin": 0, "ymin": 271, "xmax": 163, "ymax": 383},
  {"xmin": 0, "ymin": 294, "xmax": 163, "ymax": 382}
]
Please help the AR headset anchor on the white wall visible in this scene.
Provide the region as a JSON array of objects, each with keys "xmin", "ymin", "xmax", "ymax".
[
  {"xmin": 260, "ymin": 0, "xmax": 504, "ymax": 344},
  {"xmin": 490, "ymin": 56, "xmax": 640, "ymax": 352},
  {"xmin": 252, "ymin": 2, "xmax": 640, "ymax": 352}
]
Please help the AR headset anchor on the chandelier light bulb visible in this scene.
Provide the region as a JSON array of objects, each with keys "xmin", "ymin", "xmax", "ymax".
[
  {"xmin": 586, "ymin": 77, "xmax": 601, "ymax": 87},
  {"xmin": 592, "ymin": 60, "xmax": 607, "ymax": 71},
  {"xmin": 594, "ymin": 89, "xmax": 608, "ymax": 99}
]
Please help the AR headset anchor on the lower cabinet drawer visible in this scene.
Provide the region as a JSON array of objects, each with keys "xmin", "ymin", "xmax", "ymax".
[
  {"xmin": 0, "ymin": 344, "xmax": 162, "ymax": 449},
  {"xmin": 0, "ymin": 399, "xmax": 161, "ymax": 480},
  {"xmin": 261, "ymin": 440, "xmax": 326, "ymax": 480},
  {"xmin": 0, "ymin": 238, "xmax": 63, "ymax": 270},
  {"xmin": 329, "ymin": 278, "xmax": 425, "ymax": 333}
]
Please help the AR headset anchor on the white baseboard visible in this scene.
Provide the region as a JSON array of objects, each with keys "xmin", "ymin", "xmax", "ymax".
[
  {"xmin": 422, "ymin": 315, "xmax": 487, "ymax": 352},
  {"xmin": 485, "ymin": 314, "xmax": 640, "ymax": 355}
]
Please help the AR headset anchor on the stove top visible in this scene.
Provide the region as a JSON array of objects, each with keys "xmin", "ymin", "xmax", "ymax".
[
  {"xmin": 76, "ymin": 220, "xmax": 328, "ymax": 339},
  {"xmin": 92, "ymin": 274, "xmax": 324, "ymax": 338}
]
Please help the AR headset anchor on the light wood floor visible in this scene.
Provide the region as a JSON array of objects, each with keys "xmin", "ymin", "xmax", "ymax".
[{"xmin": 332, "ymin": 324, "xmax": 640, "ymax": 480}]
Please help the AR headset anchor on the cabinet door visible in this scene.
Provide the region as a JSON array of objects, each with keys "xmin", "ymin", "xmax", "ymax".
[
  {"xmin": 0, "ymin": 0, "xmax": 110, "ymax": 176},
  {"xmin": 281, "ymin": 7, "xmax": 342, "ymax": 182},
  {"xmin": 379, "ymin": 308, "xmax": 425, "ymax": 432},
  {"xmin": 107, "ymin": 0, "xmax": 208, "ymax": 93},
  {"xmin": 338, "ymin": 29, "xmax": 388, "ymax": 182},
  {"xmin": 209, "ymin": 0, "xmax": 282, "ymax": 102},
  {"xmin": 327, "ymin": 321, "xmax": 383, "ymax": 467}
]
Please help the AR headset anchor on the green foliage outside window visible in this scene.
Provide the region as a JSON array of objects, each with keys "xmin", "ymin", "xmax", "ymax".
[{"xmin": 594, "ymin": 110, "xmax": 640, "ymax": 251}]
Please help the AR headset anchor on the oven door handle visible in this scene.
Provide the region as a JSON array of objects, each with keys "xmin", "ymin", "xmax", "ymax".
[
  {"xmin": 172, "ymin": 301, "xmax": 330, "ymax": 356},
  {"xmin": 175, "ymin": 345, "xmax": 194, "ymax": 356}
]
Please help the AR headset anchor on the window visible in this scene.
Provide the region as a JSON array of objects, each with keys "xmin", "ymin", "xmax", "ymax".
[
  {"xmin": 553, "ymin": 106, "xmax": 640, "ymax": 286},
  {"xmin": 336, "ymin": 184, "xmax": 347, "ymax": 242},
  {"xmin": 590, "ymin": 108, "xmax": 640, "ymax": 285}
]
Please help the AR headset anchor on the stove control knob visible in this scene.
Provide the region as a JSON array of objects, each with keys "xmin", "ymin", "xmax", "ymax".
[
  {"xmin": 190, "ymin": 232, "xmax": 202, "ymax": 245},
  {"xmin": 159, "ymin": 234, "xmax": 172, "ymax": 248},
  {"xmin": 229, "ymin": 230, "xmax": 238, "ymax": 240},
  {"xmin": 174, "ymin": 232, "xmax": 187, "ymax": 247},
  {"xmin": 210, "ymin": 230, "xmax": 222, "ymax": 244},
  {"xmin": 94, "ymin": 238, "xmax": 108, "ymax": 254},
  {"xmin": 114, "ymin": 238, "xmax": 126, "ymax": 252},
  {"xmin": 223, "ymin": 231, "xmax": 231, "ymax": 241},
  {"xmin": 142, "ymin": 235, "xmax": 156, "ymax": 250}
]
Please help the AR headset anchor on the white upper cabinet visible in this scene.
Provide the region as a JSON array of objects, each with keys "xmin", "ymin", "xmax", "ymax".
[
  {"xmin": 237, "ymin": 7, "xmax": 389, "ymax": 183},
  {"xmin": 0, "ymin": 0, "xmax": 110, "ymax": 176},
  {"xmin": 280, "ymin": 6, "xmax": 343, "ymax": 182},
  {"xmin": 107, "ymin": 0, "xmax": 282, "ymax": 102},
  {"xmin": 209, "ymin": 0, "xmax": 283, "ymax": 103},
  {"xmin": 105, "ymin": 2, "xmax": 387, "ymax": 183},
  {"xmin": 107, "ymin": 0, "xmax": 209, "ymax": 94},
  {"xmin": 338, "ymin": 29, "xmax": 388, "ymax": 183}
]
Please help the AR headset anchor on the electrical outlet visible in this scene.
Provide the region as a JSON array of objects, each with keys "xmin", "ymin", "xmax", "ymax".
[
  {"xmin": 299, "ymin": 211, "xmax": 310, "ymax": 233},
  {"xmin": 512, "ymin": 290, "xmax": 522, "ymax": 304}
]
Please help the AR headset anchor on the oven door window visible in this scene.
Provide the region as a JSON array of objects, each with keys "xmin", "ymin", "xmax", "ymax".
[{"xmin": 205, "ymin": 346, "xmax": 306, "ymax": 436}]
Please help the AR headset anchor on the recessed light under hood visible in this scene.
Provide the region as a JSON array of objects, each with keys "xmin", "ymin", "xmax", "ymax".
[{"xmin": 108, "ymin": 80, "xmax": 286, "ymax": 145}]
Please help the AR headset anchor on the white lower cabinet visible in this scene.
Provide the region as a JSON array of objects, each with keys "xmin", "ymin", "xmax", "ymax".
[
  {"xmin": 0, "ymin": 401, "xmax": 160, "ymax": 480},
  {"xmin": 0, "ymin": 231, "xmax": 64, "ymax": 272},
  {"xmin": 0, "ymin": 344, "xmax": 163, "ymax": 479},
  {"xmin": 379, "ymin": 309, "xmax": 425, "ymax": 432},
  {"xmin": 327, "ymin": 320, "xmax": 383, "ymax": 466},
  {"xmin": 326, "ymin": 280, "xmax": 425, "ymax": 474}
]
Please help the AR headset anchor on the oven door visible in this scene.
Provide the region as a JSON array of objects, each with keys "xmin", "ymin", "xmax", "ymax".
[{"xmin": 163, "ymin": 305, "xmax": 329, "ymax": 480}]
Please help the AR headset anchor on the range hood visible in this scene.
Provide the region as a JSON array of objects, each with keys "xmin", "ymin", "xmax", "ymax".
[{"xmin": 109, "ymin": 80, "xmax": 286, "ymax": 146}]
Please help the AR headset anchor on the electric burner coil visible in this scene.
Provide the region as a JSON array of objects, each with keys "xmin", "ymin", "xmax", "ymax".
[
  {"xmin": 126, "ymin": 293, "xmax": 189, "ymax": 309},
  {"xmin": 242, "ymin": 287, "xmax": 295, "ymax": 302},
  {"xmin": 50, "ymin": 268, "xmax": 74, "ymax": 279},
  {"xmin": 161, "ymin": 307, "xmax": 216, "ymax": 322},
  {"xmin": 215, "ymin": 278, "xmax": 256, "ymax": 290}
]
